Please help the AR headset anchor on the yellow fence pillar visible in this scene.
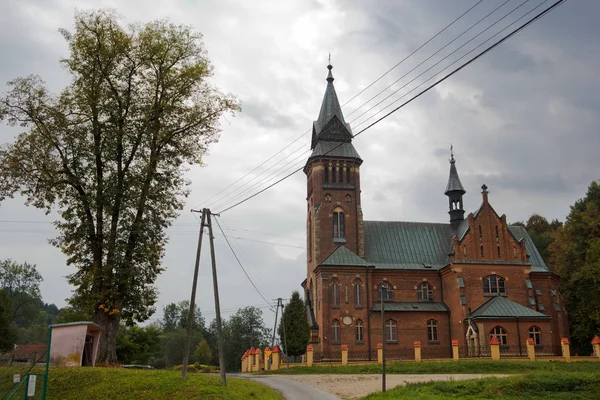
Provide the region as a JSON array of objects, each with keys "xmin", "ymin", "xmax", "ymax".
[
  {"xmin": 377, "ymin": 342, "xmax": 383, "ymax": 364},
  {"xmin": 248, "ymin": 347, "xmax": 255, "ymax": 372},
  {"xmin": 490, "ymin": 336, "xmax": 500, "ymax": 361},
  {"xmin": 561, "ymin": 338, "xmax": 571, "ymax": 363},
  {"xmin": 526, "ymin": 338, "xmax": 536, "ymax": 361},
  {"xmin": 241, "ymin": 350, "xmax": 248, "ymax": 373},
  {"xmin": 306, "ymin": 344, "xmax": 314, "ymax": 367},
  {"xmin": 341, "ymin": 344, "xmax": 348, "ymax": 366},
  {"xmin": 414, "ymin": 341, "xmax": 422, "ymax": 362},
  {"xmin": 272, "ymin": 345, "xmax": 281, "ymax": 370},
  {"xmin": 592, "ymin": 336, "xmax": 600, "ymax": 359},
  {"xmin": 255, "ymin": 348, "xmax": 263, "ymax": 371},
  {"xmin": 452, "ymin": 339, "xmax": 459, "ymax": 361}
]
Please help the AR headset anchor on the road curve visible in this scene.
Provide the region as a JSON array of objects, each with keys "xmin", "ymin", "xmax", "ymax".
[{"xmin": 234, "ymin": 374, "xmax": 342, "ymax": 400}]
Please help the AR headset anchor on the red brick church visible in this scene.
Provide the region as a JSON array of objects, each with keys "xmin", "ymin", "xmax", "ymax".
[{"xmin": 301, "ymin": 63, "xmax": 569, "ymax": 358}]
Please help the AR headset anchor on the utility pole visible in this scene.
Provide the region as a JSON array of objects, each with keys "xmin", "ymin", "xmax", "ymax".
[
  {"xmin": 182, "ymin": 209, "xmax": 206, "ymax": 380},
  {"xmin": 271, "ymin": 298, "xmax": 281, "ymax": 349},
  {"xmin": 381, "ymin": 281, "xmax": 386, "ymax": 393},
  {"xmin": 206, "ymin": 210, "xmax": 227, "ymax": 386}
]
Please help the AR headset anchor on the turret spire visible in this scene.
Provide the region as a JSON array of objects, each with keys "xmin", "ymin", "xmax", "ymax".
[{"xmin": 445, "ymin": 146, "xmax": 466, "ymax": 229}]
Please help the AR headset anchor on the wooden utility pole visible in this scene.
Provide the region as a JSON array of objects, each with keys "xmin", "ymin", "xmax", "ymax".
[
  {"xmin": 206, "ymin": 210, "xmax": 227, "ymax": 385},
  {"xmin": 271, "ymin": 298, "xmax": 281, "ymax": 349},
  {"xmin": 182, "ymin": 209, "xmax": 206, "ymax": 380}
]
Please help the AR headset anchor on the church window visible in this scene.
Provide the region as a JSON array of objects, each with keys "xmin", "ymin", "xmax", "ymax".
[
  {"xmin": 529, "ymin": 326, "xmax": 541, "ymax": 345},
  {"xmin": 460, "ymin": 295, "xmax": 467, "ymax": 305},
  {"xmin": 354, "ymin": 279, "xmax": 362, "ymax": 308},
  {"xmin": 331, "ymin": 279, "xmax": 340, "ymax": 308},
  {"xmin": 325, "ymin": 193, "xmax": 331, "ymax": 202},
  {"xmin": 495, "ymin": 226, "xmax": 499, "ymax": 241},
  {"xmin": 528, "ymin": 296, "xmax": 536, "ymax": 306},
  {"xmin": 333, "ymin": 211, "xmax": 345, "ymax": 239},
  {"xmin": 345, "ymin": 285, "xmax": 349, "ymax": 304},
  {"xmin": 346, "ymin": 167, "xmax": 351, "ymax": 184},
  {"xmin": 463, "ymin": 246, "xmax": 467, "ymax": 256},
  {"xmin": 457, "ymin": 276, "xmax": 465, "ymax": 288},
  {"xmin": 479, "ymin": 225, "xmax": 483, "ymax": 241},
  {"xmin": 483, "ymin": 275, "xmax": 506, "ymax": 296},
  {"xmin": 324, "ymin": 165, "xmax": 329, "ymax": 183},
  {"xmin": 332, "ymin": 320, "xmax": 341, "ymax": 343},
  {"xmin": 497, "ymin": 246, "xmax": 501, "ymax": 257},
  {"xmin": 332, "ymin": 165, "xmax": 337, "ymax": 183},
  {"xmin": 490, "ymin": 326, "xmax": 508, "ymax": 346},
  {"xmin": 553, "ymin": 303, "xmax": 561, "ymax": 312},
  {"xmin": 356, "ymin": 319, "xmax": 364, "ymax": 342},
  {"xmin": 538, "ymin": 303, "xmax": 545, "ymax": 311},
  {"xmin": 427, "ymin": 319, "xmax": 439, "ymax": 342},
  {"xmin": 345, "ymin": 194, "xmax": 352, "ymax": 203},
  {"xmin": 378, "ymin": 282, "xmax": 393, "ymax": 301},
  {"xmin": 385, "ymin": 319, "xmax": 397, "ymax": 342},
  {"xmin": 513, "ymin": 246, "xmax": 517, "ymax": 257},
  {"xmin": 339, "ymin": 166, "xmax": 343, "ymax": 183},
  {"xmin": 480, "ymin": 246, "xmax": 484, "ymax": 257},
  {"xmin": 417, "ymin": 282, "xmax": 433, "ymax": 301}
]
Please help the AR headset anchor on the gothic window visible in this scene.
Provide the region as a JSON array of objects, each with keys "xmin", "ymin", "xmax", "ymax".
[
  {"xmin": 332, "ymin": 165, "xmax": 337, "ymax": 183},
  {"xmin": 457, "ymin": 276, "xmax": 465, "ymax": 288},
  {"xmin": 324, "ymin": 165, "xmax": 329, "ymax": 183},
  {"xmin": 346, "ymin": 167, "xmax": 351, "ymax": 184},
  {"xmin": 483, "ymin": 275, "xmax": 506, "ymax": 296},
  {"xmin": 378, "ymin": 282, "xmax": 393, "ymax": 301},
  {"xmin": 497, "ymin": 246, "xmax": 501, "ymax": 257},
  {"xmin": 490, "ymin": 326, "xmax": 507, "ymax": 346},
  {"xmin": 345, "ymin": 284, "xmax": 349, "ymax": 304},
  {"xmin": 385, "ymin": 319, "xmax": 397, "ymax": 342},
  {"xmin": 495, "ymin": 226, "xmax": 499, "ymax": 241},
  {"xmin": 333, "ymin": 211, "xmax": 345, "ymax": 239},
  {"xmin": 463, "ymin": 246, "xmax": 467, "ymax": 256},
  {"xmin": 417, "ymin": 282, "xmax": 433, "ymax": 301},
  {"xmin": 479, "ymin": 225, "xmax": 483, "ymax": 241},
  {"xmin": 345, "ymin": 194, "xmax": 352, "ymax": 203},
  {"xmin": 529, "ymin": 326, "xmax": 541, "ymax": 345},
  {"xmin": 331, "ymin": 279, "xmax": 340, "ymax": 308},
  {"xmin": 324, "ymin": 193, "xmax": 332, "ymax": 202},
  {"xmin": 332, "ymin": 320, "xmax": 341, "ymax": 343},
  {"xmin": 480, "ymin": 246, "xmax": 484, "ymax": 257},
  {"xmin": 356, "ymin": 319, "xmax": 364, "ymax": 342},
  {"xmin": 354, "ymin": 279, "xmax": 362, "ymax": 308},
  {"xmin": 513, "ymin": 247, "xmax": 517, "ymax": 257},
  {"xmin": 339, "ymin": 166, "xmax": 343, "ymax": 183},
  {"xmin": 427, "ymin": 319, "xmax": 439, "ymax": 342}
]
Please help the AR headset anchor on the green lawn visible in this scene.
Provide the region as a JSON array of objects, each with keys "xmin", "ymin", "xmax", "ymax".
[
  {"xmin": 0, "ymin": 367, "xmax": 281, "ymax": 400},
  {"xmin": 265, "ymin": 360, "xmax": 600, "ymax": 375},
  {"xmin": 360, "ymin": 372, "xmax": 600, "ymax": 399}
]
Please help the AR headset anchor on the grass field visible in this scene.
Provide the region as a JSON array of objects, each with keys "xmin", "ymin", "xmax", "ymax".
[
  {"xmin": 360, "ymin": 372, "xmax": 600, "ymax": 399},
  {"xmin": 265, "ymin": 359, "xmax": 600, "ymax": 375},
  {"xmin": 0, "ymin": 367, "xmax": 282, "ymax": 400}
]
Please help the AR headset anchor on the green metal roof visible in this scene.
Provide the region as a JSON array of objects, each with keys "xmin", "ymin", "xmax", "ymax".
[
  {"xmin": 320, "ymin": 245, "xmax": 367, "ymax": 266},
  {"xmin": 372, "ymin": 302, "xmax": 449, "ymax": 312},
  {"xmin": 508, "ymin": 225, "xmax": 549, "ymax": 272},
  {"xmin": 468, "ymin": 296, "xmax": 551, "ymax": 320},
  {"xmin": 363, "ymin": 221, "xmax": 453, "ymax": 270},
  {"xmin": 445, "ymin": 157, "xmax": 465, "ymax": 194},
  {"xmin": 309, "ymin": 140, "xmax": 362, "ymax": 161}
]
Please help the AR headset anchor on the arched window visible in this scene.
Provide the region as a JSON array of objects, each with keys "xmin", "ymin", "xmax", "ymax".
[
  {"xmin": 479, "ymin": 225, "xmax": 483, "ymax": 241},
  {"xmin": 427, "ymin": 319, "xmax": 439, "ymax": 342},
  {"xmin": 463, "ymin": 246, "xmax": 467, "ymax": 256},
  {"xmin": 497, "ymin": 246, "xmax": 501, "ymax": 257},
  {"xmin": 346, "ymin": 167, "xmax": 351, "ymax": 184},
  {"xmin": 529, "ymin": 326, "xmax": 541, "ymax": 345},
  {"xmin": 324, "ymin": 165, "xmax": 329, "ymax": 183},
  {"xmin": 385, "ymin": 319, "xmax": 397, "ymax": 342},
  {"xmin": 490, "ymin": 326, "xmax": 507, "ymax": 345},
  {"xmin": 354, "ymin": 279, "xmax": 362, "ymax": 308},
  {"xmin": 332, "ymin": 165, "xmax": 337, "ymax": 183},
  {"xmin": 480, "ymin": 245, "xmax": 484, "ymax": 257},
  {"xmin": 417, "ymin": 282, "xmax": 433, "ymax": 301},
  {"xmin": 378, "ymin": 282, "xmax": 393, "ymax": 301},
  {"xmin": 356, "ymin": 319, "xmax": 364, "ymax": 342},
  {"xmin": 331, "ymin": 279, "xmax": 340, "ymax": 307},
  {"xmin": 513, "ymin": 246, "xmax": 517, "ymax": 257},
  {"xmin": 332, "ymin": 320, "xmax": 340, "ymax": 343},
  {"xmin": 324, "ymin": 193, "xmax": 332, "ymax": 202},
  {"xmin": 345, "ymin": 194, "xmax": 352, "ymax": 203},
  {"xmin": 495, "ymin": 226, "xmax": 499, "ymax": 240},
  {"xmin": 483, "ymin": 275, "xmax": 506, "ymax": 295},
  {"xmin": 333, "ymin": 211, "xmax": 345, "ymax": 239},
  {"xmin": 339, "ymin": 166, "xmax": 343, "ymax": 183}
]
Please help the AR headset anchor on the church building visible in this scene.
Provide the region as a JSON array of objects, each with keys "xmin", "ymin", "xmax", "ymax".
[{"xmin": 301, "ymin": 63, "xmax": 569, "ymax": 358}]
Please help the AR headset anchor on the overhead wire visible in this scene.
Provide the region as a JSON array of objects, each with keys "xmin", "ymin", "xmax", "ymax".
[{"xmin": 215, "ymin": 0, "xmax": 566, "ymax": 215}]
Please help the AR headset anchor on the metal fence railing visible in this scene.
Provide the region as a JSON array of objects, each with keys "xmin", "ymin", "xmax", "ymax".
[{"xmin": 422, "ymin": 346, "xmax": 452, "ymax": 359}]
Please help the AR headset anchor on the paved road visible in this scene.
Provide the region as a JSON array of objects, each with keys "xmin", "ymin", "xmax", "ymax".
[{"xmin": 235, "ymin": 374, "xmax": 342, "ymax": 400}]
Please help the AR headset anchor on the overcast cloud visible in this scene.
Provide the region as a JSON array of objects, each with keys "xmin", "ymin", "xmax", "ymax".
[{"xmin": 1, "ymin": 0, "xmax": 598, "ymax": 331}]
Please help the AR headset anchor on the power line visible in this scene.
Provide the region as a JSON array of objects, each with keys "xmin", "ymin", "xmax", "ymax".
[
  {"xmin": 213, "ymin": 215, "xmax": 273, "ymax": 306},
  {"xmin": 215, "ymin": 0, "xmax": 566, "ymax": 214},
  {"xmin": 199, "ymin": 0, "xmax": 487, "ymax": 210}
]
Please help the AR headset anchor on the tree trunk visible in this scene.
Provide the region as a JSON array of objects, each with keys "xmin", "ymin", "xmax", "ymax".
[{"xmin": 93, "ymin": 309, "xmax": 120, "ymax": 365}]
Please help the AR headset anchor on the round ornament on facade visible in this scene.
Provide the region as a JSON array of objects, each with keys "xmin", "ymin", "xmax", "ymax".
[{"xmin": 342, "ymin": 316, "xmax": 353, "ymax": 326}]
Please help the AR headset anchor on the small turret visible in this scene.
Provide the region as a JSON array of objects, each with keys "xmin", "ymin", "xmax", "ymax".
[{"xmin": 445, "ymin": 145, "xmax": 466, "ymax": 230}]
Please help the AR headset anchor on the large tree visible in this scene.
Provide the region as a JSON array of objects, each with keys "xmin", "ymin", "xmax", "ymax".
[
  {"xmin": 0, "ymin": 259, "xmax": 43, "ymax": 328},
  {"xmin": 278, "ymin": 291, "xmax": 310, "ymax": 357},
  {"xmin": 0, "ymin": 10, "xmax": 238, "ymax": 363},
  {"xmin": 550, "ymin": 181, "xmax": 600, "ymax": 354}
]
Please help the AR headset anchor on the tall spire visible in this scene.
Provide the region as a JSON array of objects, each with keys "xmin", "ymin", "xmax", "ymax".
[
  {"xmin": 313, "ymin": 62, "xmax": 349, "ymax": 138},
  {"xmin": 445, "ymin": 146, "xmax": 466, "ymax": 229}
]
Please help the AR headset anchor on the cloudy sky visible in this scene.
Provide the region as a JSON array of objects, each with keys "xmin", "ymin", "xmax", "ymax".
[{"xmin": 1, "ymin": 0, "xmax": 598, "ymax": 332}]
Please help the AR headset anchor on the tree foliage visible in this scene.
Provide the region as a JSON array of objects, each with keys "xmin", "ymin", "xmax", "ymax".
[
  {"xmin": 160, "ymin": 300, "xmax": 205, "ymax": 334},
  {"xmin": 278, "ymin": 291, "xmax": 310, "ymax": 357},
  {"xmin": 116, "ymin": 324, "xmax": 162, "ymax": 365},
  {"xmin": 550, "ymin": 181, "xmax": 600, "ymax": 353},
  {"xmin": 0, "ymin": 289, "xmax": 17, "ymax": 352},
  {"xmin": 0, "ymin": 10, "xmax": 238, "ymax": 363},
  {"xmin": 0, "ymin": 259, "xmax": 43, "ymax": 327},
  {"xmin": 194, "ymin": 339, "xmax": 212, "ymax": 365}
]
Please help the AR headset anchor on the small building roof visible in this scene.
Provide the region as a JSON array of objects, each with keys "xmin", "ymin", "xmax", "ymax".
[
  {"xmin": 372, "ymin": 302, "xmax": 449, "ymax": 312},
  {"xmin": 468, "ymin": 296, "xmax": 551, "ymax": 320},
  {"xmin": 50, "ymin": 321, "xmax": 104, "ymax": 330},
  {"xmin": 320, "ymin": 245, "xmax": 367, "ymax": 267}
]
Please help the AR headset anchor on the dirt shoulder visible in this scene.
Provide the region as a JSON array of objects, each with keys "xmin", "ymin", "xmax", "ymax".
[{"xmin": 283, "ymin": 373, "xmax": 510, "ymax": 399}]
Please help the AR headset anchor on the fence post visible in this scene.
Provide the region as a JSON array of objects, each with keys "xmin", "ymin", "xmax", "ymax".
[
  {"xmin": 526, "ymin": 338, "xmax": 535, "ymax": 361},
  {"xmin": 377, "ymin": 343, "xmax": 383, "ymax": 364},
  {"xmin": 256, "ymin": 348, "xmax": 263, "ymax": 371},
  {"xmin": 452, "ymin": 339, "xmax": 459, "ymax": 361},
  {"xmin": 591, "ymin": 336, "xmax": 600, "ymax": 359},
  {"xmin": 241, "ymin": 350, "xmax": 247, "ymax": 373},
  {"xmin": 490, "ymin": 336, "xmax": 500, "ymax": 361},
  {"xmin": 341, "ymin": 344, "xmax": 348, "ymax": 366},
  {"xmin": 561, "ymin": 338, "xmax": 571, "ymax": 363},
  {"xmin": 272, "ymin": 345, "xmax": 281, "ymax": 370},
  {"xmin": 248, "ymin": 348, "xmax": 255, "ymax": 372},
  {"xmin": 414, "ymin": 341, "xmax": 422, "ymax": 362},
  {"xmin": 306, "ymin": 344, "xmax": 313, "ymax": 367}
]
